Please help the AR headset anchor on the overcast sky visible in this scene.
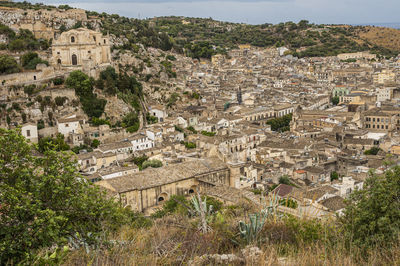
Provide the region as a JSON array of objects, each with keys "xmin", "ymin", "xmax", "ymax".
[{"xmin": 26, "ymin": 0, "xmax": 400, "ymax": 25}]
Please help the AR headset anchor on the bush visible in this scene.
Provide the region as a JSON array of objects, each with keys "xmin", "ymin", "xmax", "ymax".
[
  {"xmin": 142, "ymin": 159, "xmax": 163, "ymax": 170},
  {"xmin": 201, "ymin": 131, "xmax": 216, "ymax": 137},
  {"xmin": 23, "ymin": 84, "xmax": 36, "ymax": 96},
  {"xmin": 267, "ymin": 114, "xmax": 292, "ymax": 132},
  {"xmin": 0, "ymin": 54, "xmax": 20, "ymax": 74},
  {"xmin": 340, "ymin": 167, "xmax": 400, "ymax": 249},
  {"xmin": 0, "ymin": 129, "xmax": 130, "ymax": 263},
  {"xmin": 53, "ymin": 77, "xmax": 64, "ymax": 85},
  {"xmin": 91, "ymin": 139, "xmax": 100, "ymax": 148},
  {"xmin": 38, "ymin": 134, "xmax": 70, "ymax": 153},
  {"xmin": 182, "ymin": 141, "xmax": 196, "ymax": 149},
  {"xmin": 21, "ymin": 52, "xmax": 48, "ymax": 70},
  {"xmin": 364, "ymin": 146, "xmax": 381, "ymax": 155},
  {"xmin": 54, "ymin": 96, "xmax": 68, "ymax": 106},
  {"xmin": 122, "ymin": 112, "xmax": 140, "ymax": 133},
  {"xmin": 66, "ymin": 71, "xmax": 107, "ymax": 118},
  {"xmin": 187, "ymin": 126, "xmax": 197, "ymax": 134},
  {"xmin": 132, "ymin": 155, "xmax": 148, "ymax": 169}
]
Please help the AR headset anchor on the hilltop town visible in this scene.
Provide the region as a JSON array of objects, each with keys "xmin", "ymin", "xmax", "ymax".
[
  {"xmin": 1, "ymin": 1, "xmax": 400, "ymax": 264},
  {"xmin": 1, "ymin": 0, "xmax": 400, "ymax": 215}
]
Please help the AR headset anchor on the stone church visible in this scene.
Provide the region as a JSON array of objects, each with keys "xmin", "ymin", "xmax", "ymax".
[{"xmin": 51, "ymin": 28, "xmax": 111, "ymax": 76}]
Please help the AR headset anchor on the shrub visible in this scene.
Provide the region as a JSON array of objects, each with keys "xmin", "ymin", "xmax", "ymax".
[
  {"xmin": 182, "ymin": 141, "xmax": 196, "ymax": 149},
  {"xmin": 364, "ymin": 146, "xmax": 381, "ymax": 155},
  {"xmin": 340, "ymin": 167, "xmax": 400, "ymax": 249},
  {"xmin": 201, "ymin": 131, "xmax": 216, "ymax": 137},
  {"xmin": 0, "ymin": 54, "xmax": 20, "ymax": 74},
  {"xmin": 21, "ymin": 52, "xmax": 48, "ymax": 70},
  {"xmin": 142, "ymin": 159, "xmax": 163, "ymax": 169},
  {"xmin": 54, "ymin": 96, "xmax": 68, "ymax": 106},
  {"xmin": 38, "ymin": 134, "xmax": 70, "ymax": 153},
  {"xmin": 23, "ymin": 84, "xmax": 36, "ymax": 96},
  {"xmin": 91, "ymin": 139, "xmax": 100, "ymax": 148},
  {"xmin": 53, "ymin": 77, "xmax": 64, "ymax": 85},
  {"xmin": 0, "ymin": 129, "xmax": 130, "ymax": 263}
]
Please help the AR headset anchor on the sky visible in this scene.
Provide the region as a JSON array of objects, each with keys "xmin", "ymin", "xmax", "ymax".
[{"xmin": 26, "ymin": 0, "xmax": 400, "ymax": 25}]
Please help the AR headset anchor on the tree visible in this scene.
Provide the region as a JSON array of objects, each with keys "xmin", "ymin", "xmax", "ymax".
[
  {"xmin": 330, "ymin": 171, "xmax": 339, "ymax": 181},
  {"xmin": 66, "ymin": 71, "xmax": 106, "ymax": 118},
  {"xmin": 364, "ymin": 146, "xmax": 381, "ymax": 155},
  {"xmin": 0, "ymin": 54, "xmax": 20, "ymax": 74},
  {"xmin": 38, "ymin": 134, "xmax": 70, "ymax": 153},
  {"xmin": 279, "ymin": 175, "xmax": 291, "ymax": 185},
  {"xmin": 331, "ymin": 96, "xmax": 340, "ymax": 106},
  {"xmin": 340, "ymin": 167, "xmax": 400, "ymax": 249},
  {"xmin": 91, "ymin": 139, "xmax": 100, "ymax": 148},
  {"xmin": 0, "ymin": 129, "xmax": 128, "ymax": 263},
  {"xmin": 65, "ymin": 70, "xmax": 94, "ymax": 98},
  {"xmin": 21, "ymin": 52, "xmax": 48, "ymax": 70},
  {"xmin": 142, "ymin": 159, "xmax": 163, "ymax": 170}
]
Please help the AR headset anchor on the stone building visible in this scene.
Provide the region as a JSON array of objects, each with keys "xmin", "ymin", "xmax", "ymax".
[
  {"xmin": 96, "ymin": 158, "xmax": 238, "ymax": 213},
  {"xmin": 51, "ymin": 28, "xmax": 111, "ymax": 76}
]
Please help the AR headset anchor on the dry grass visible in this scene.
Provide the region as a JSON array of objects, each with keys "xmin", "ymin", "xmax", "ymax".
[
  {"xmin": 61, "ymin": 207, "xmax": 400, "ymax": 266},
  {"xmin": 357, "ymin": 26, "xmax": 400, "ymax": 51}
]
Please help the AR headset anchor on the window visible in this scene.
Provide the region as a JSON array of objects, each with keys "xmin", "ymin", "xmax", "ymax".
[
  {"xmin": 57, "ymin": 51, "xmax": 60, "ymax": 55},
  {"xmin": 93, "ymin": 36, "xmax": 96, "ymax": 42},
  {"xmin": 104, "ymin": 39, "xmax": 106, "ymax": 44},
  {"xmin": 26, "ymin": 130, "xmax": 30, "ymax": 137},
  {"xmin": 71, "ymin": 36, "xmax": 75, "ymax": 43},
  {"xmin": 33, "ymin": 76, "xmax": 36, "ymax": 81},
  {"xmin": 65, "ymin": 124, "xmax": 69, "ymax": 127},
  {"xmin": 57, "ymin": 59, "xmax": 61, "ymax": 64}
]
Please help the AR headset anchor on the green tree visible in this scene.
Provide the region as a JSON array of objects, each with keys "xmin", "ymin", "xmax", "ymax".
[
  {"xmin": 21, "ymin": 52, "xmax": 48, "ymax": 70},
  {"xmin": 66, "ymin": 71, "xmax": 106, "ymax": 118},
  {"xmin": 0, "ymin": 129, "xmax": 128, "ymax": 263},
  {"xmin": 364, "ymin": 146, "xmax": 381, "ymax": 155},
  {"xmin": 340, "ymin": 167, "xmax": 400, "ymax": 249},
  {"xmin": 91, "ymin": 139, "xmax": 100, "ymax": 148},
  {"xmin": 331, "ymin": 96, "xmax": 340, "ymax": 106},
  {"xmin": 279, "ymin": 175, "xmax": 291, "ymax": 185},
  {"xmin": 330, "ymin": 171, "xmax": 339, "ymax": 181},
  {"xmin": 0, "ymin": 54, "xmax": 20, "ymax": 74},
  {"xmin": 142, "ymin": 159, "xmax": 163, "ymax": 170},
  {"xmin": 38, "ymin": 134, "xmax": 70, "ymax": 153}
]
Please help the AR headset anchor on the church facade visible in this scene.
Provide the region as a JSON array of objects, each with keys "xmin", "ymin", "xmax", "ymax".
[{"xmin": 51, "ymin": 28, "xmax": 111, "ymax": 76}]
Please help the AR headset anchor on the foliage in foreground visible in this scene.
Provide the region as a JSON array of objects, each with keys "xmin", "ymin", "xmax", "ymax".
[{"xmin": 0, "ymin": 129, "xmax": 130, "ymax": 263}]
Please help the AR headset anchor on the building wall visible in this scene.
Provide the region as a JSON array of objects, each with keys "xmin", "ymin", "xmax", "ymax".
[{"xmin": 21, "ymin": 124, "xmax": 38, "ymax": 143}]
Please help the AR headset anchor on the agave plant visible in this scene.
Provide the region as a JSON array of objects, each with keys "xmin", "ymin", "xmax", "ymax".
[
  {"xmin": 190, "ymin": 192, "xmax": 214, "ymax": 233},
  {"xmin": 239, "ymin": 213, "xmax": 267, "ymax": 244}
]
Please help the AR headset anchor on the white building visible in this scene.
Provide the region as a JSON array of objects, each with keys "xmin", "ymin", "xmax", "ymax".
[
  {"xmin": 332, "ymin": 176, "xmax": 364, "ymax": 198},
  {"xmin": 130, "ymin": 134, "xmax": 155, "ymax": 152},
  {"xmin": 21, "ymin": 123, "xmax": 38, "ymax": 143},
  {"xmin": 57, "ymin": 114, "xmax": 84, "ymax": 136},
  {"xmin": 149, "ymin": 105, "xmax": 168, "ymax": 122}
]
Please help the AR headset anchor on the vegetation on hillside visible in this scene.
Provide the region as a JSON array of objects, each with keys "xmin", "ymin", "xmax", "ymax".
[
  {"xmin": 0, "ymin": 23, "xmax": 49, "ymax": 51},
  {"xmin": 65, "ymin": 70, "xmax": 107, "ymax": 118},
  {"xmin": 0, "ymin": 129, "xmax": 133, "ymax": 263}
]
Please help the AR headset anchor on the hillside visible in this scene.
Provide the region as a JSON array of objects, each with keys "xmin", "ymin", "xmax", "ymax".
[
  {"xmin": 0, "ymin": 1, "xmax": 399, "ymax": 59},
  {"xmin": 356, "ymin": 26, "xmax": 400, "ymax": 52}
]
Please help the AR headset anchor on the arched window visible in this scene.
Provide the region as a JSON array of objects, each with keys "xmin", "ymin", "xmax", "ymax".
[
  {"xmin": 158, "ymin": 196, "xmax": 164, "ymax": 202},
  {"xmin": 71, "ymin": 36, "xmax": 75, "ymax": 43},
  {"xmin": 57, "ymin": 59, "xmax": 61, "ymax": 65},
  {"xmin": 71, "ymin": 54, "xmax": 77, "ymax": 65}
]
